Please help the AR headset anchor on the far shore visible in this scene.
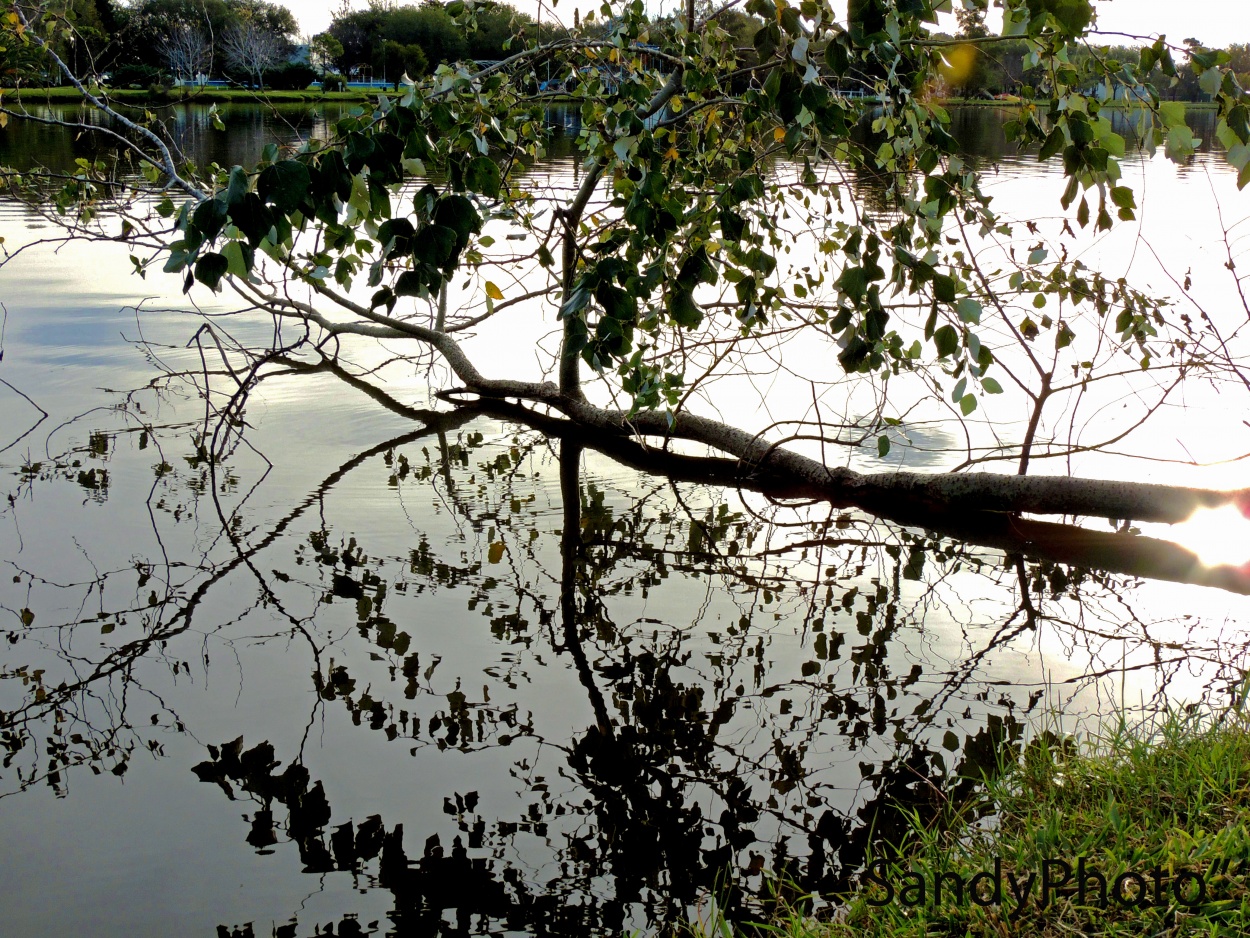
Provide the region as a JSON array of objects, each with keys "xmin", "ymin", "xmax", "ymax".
[{"xmin": 0, "ymin": 85, "xmax": 1221, "ymax": 110}]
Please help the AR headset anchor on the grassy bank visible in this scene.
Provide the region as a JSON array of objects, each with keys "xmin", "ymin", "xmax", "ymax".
[
  {"xmin": 1, "ymin": 86, "xmax": 380, "ymax": 104},
  {"xmin": 693, "ymin": 702, "xmax": 1250, "ymax": 937},
  {"xmin": 939, "ymin": 96, "xmax": 1219, "ymax": 109},
  {"xmin": 1, "ymin": 86, "xmax": 588, "ymax": 107}
]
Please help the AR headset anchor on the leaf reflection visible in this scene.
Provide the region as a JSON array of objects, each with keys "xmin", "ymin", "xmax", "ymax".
[{"xmin": 4, "ymin": 375, "xmax": 1250, "ymax": 935}]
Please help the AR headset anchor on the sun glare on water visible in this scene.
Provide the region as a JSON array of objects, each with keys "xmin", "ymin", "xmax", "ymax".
[{"xmin": 1169, "ymin": 504, "xmax": 1250, "ymax": 568}]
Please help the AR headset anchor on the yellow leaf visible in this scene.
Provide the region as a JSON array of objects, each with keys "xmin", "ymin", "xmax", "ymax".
[
  {"xmin": 485, "ymin": 281, "xmax": 504, "ymax": 301},
  {"xmin": 488, "ymin": 542, "xmax": 505, "ymax": 564},
  {"xmin": 773, "ymin": 126, "xmax": 786, "ymax": 143},
  {"xmin": 664, "ymin": 146, "xmax": 679, "ymax": 160}
]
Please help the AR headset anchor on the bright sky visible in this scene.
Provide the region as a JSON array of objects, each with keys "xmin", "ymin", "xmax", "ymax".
[{"xmin": 282, "ymin": 0, "xmax": 1250, "ymax": 48}]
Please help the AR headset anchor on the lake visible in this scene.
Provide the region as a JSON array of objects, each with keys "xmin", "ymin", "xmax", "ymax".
[{"xmin": 1, "ymin": 99, "xmax": 1248, "ymax": 936}]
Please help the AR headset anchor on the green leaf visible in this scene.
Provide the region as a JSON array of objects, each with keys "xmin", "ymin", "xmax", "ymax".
[
  {"xmin": 1165, "ymin": 126, "xmax": 1196, "ymax": 164},
  {"xmin": 1038, "ymin": 127, "xmax": 1064, "ymax": 162},
  {"xmin": 669, "ymin": 288, "xmax": 702, "ymax": 328},
  {"xmin": 378, "ymin": 218, "xmax": 416, "ymax": 258},
  {"xmin": 1160, "ymin": 101, "xmax": 1187, "ymax": 130},
  {"xmin": 258, "ymin": 160, "xmax": 311, "ymax": 214},
  {"xmin": 1110, "ymin": 186, "xmax": 1135, "ymax": 210},
  {"xmin": 194, "ymin": 252, "xmax": 230, "ymax": 292},
  {"xmin": 1100, "ymin": 131, "xmax": 1126, "ymax": 158},
  {"xmin": 162, "ymin": 249, "xmax": 189, "ymax": 274},
  {"xmin": 982, "ymin": 376, "xmax": 1004, "ymax": 394},
  {"xmin": 1199, "ymin": 67, "xmax": 1222, "ymax": 97},
  {"xmin": 726, "ymin": 174, "xmax": 765, "ymax": 206},
  {"xmin": 345, "ymin": 132, "xmax": 377, "ymax": 173},
  {"xmin": 1056, "ymin": 321, "xmax": 1075, "ymax": 349},
  {"xmin": 464, "ymin": 157, "xmax": 502, "ymax": 198},
  {"xmin": 225, "ymin": 165, "xmax": 250, "ymax": 208},
  {"xmin": 394, "ymin": 270, "xmax": 428, "ymax": 297},
  {"xmin": 877, "ymin": 435, "xmax": 890, "ymax": 458},
  {"xmin": 432, "ymin": 195, "xmax": 482, "ymax": 252},
  {"xmin": 955, "ymin": 298, "xmax": 982, "ymax": 323},
  {"xmin": 959, "ymin": 393, "xmax": 977, "ymax": 416},
  {"xmin": 412, "ymin": 225, "xmax": 458, "ymax": 269},
  {"xmin": 221, "ymin": 240, "xmax": 254, "ymax": 278},
  {"xmin": 677, "ymin": 247, "xmax": 717, "ymax": 289},
  {"xmin": 192, "ymin": 198, "xmax": 228, "ymax": 244},
  {"xmin": 1033, "ymin": 0, "xmax": 1092, "ymax": 36},
  {"xmin": 229, "ymin": 193, "xmax": 275, "ymax": 247},
  {"xmin": 933, "ymin": 324, "xmax": 959, "ymax": 358},
  {"xmin": 837, "ymin": 266, "xmax": 867, "ymax": 302}
]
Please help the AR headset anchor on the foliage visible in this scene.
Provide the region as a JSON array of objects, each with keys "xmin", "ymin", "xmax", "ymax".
[
  {"xmin": 99, "ymin": 0, "xmax": 296, "ymax": 84},
  {"xmin": 106, "ymin": 61, "xmax": 163, "ymax": 87},
  {"xmin": 324, "ymin": 2, "xmax": 543, "ymax": 80},
  {"xmin": 380, "ymin": 38, "xmax": 428, "ymax": 86},
  {"xmin": 261, "ymin": 60, "xmax": 316, "ymax": 89},
  {"xmin": 309, "ymin": 30, "xmax": 343, "ymax": 74},
  {"xmin": 955, "ymin": 5, "xmax": 988, "ymax": 40},
  {"xmin": 3, "ymin": 0, "xmax": 1250, "ymax": 480},
  {"xmin": 221, "ymin": 11, "xmax": 289, "ymax": 87},
  {"xmin": 159, "ymin": 21, "xmax": 211, "ymax": 81}
]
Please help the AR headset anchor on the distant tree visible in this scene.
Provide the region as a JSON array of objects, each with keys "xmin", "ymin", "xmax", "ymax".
[
  {"xmin": 380, "ymin": 38, "xmax": 427, "ymax": 86},
  {"xmin": 955, "ymin": 6, "xmax": 989, "ymax": 39},
  {"xmin": 228, "ymin": 0, "xmax": 298, "ymax": 44},
  {"xmin": 462, "ymin": 4, "xmax": 526, "ymax": 61},
  {"xmin": 327, "ymin": 2, "xmax": 523, "ymax": 76},
  {"xmin": 325, "ymin": 8, "xmax": 385, "ymax": 74},
  {"xmin": 160, "ymin": 23, "xmax": 213, "ymax": 82},
  {"xmin": 222, "ymin": 16, "xmax": 284, "ymax": 86},
  {"xmin": 1228, "ymin": 42, "xmax": 1250, "ymax": 86},
  {"xmin": 386, "ymin": 4, "xmax": 467, "ymax": 65},
  {"xmin": 110, "ymin": 0, "xmax": 296, "ymax": 81},
  {"xmin": 310, "ymin": 31, "xmax": 344, "ymax": 73}
]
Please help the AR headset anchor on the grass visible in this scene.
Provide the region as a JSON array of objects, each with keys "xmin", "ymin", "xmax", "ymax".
[
  {"xmin": 939, "ymin": 96, "xmax": 1219, "ymax": 109},
  {"xmin": 686, "ymin": 698, "xmax": 1250, "ymax": 937},
  {"xmin": 1, "ymin": 86, "xmax": 381, "ymax": 104}
]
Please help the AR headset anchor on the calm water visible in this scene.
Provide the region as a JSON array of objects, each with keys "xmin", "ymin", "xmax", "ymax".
[{"xmin": 1, "ymin": 102, "xmax": 1248, "ymax": 936}]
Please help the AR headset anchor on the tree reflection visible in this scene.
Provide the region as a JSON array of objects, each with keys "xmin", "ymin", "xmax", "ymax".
[{"xmin": 4, "ymin": 378, "xmax": 1250, "ymax": 935}]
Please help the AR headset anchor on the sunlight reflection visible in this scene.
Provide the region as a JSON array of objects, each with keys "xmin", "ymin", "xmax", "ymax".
[{"xmin": 1170, "ymin": 504, "xmax": 1250, "ymax": 568}]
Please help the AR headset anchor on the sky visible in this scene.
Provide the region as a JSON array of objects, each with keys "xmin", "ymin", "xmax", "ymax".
[{"xmin": 281, "ymin": 0, "xmax": 1250, "ymax": 46}]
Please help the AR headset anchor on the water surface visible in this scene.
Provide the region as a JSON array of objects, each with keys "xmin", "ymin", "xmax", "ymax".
[{"xmin": 1, "ymin": 101, "xmax": 1248, "ymax": 937}]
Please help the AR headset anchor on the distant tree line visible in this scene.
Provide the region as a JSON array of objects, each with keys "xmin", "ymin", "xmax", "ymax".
[
  {"xmin": 3, "ymin": 0, "xmax": 1246, "ymax": 98},
  {"xmin": 2, "ymin": 0, "xmax": 306, "ymax": 89},
  {"xmin": 314, "ymin": 1, "xmax": 559, "ymax": 90},
  {"xmin": 935, "ymin": 7, "xmax": 1250, "ymax": 101}
]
